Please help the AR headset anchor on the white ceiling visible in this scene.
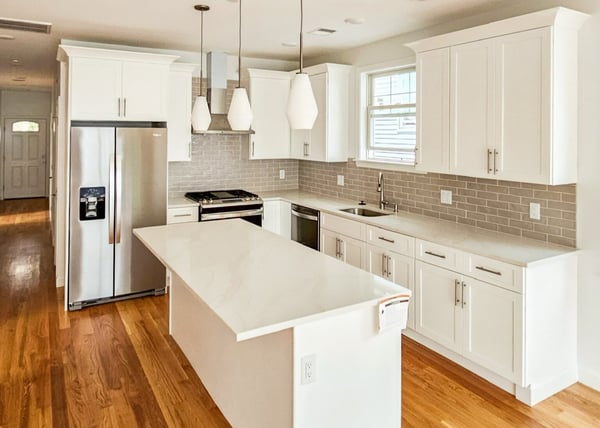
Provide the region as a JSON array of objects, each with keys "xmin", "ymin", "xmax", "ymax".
[{"xmin": 0, "ymin": 0, "xmax": 594, "ymax": 89}]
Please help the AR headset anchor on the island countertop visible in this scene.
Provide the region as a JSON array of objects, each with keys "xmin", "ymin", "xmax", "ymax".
[{"xmin": 134, "ymin": 219, "xmax": 408, "ymax": 341}]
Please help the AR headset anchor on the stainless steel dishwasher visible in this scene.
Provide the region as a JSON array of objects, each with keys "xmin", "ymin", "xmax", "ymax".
[{"xmin": 291, "ymin": 204, "xmax": 320, "ymax": 251}]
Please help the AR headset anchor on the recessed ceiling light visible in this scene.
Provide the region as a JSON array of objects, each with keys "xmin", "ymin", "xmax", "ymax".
[
  {"xmin": 10, "ymin": 59, "xmax": 20, "ymax": 64},
  {"xmin": 0, "ymin": 34, "xmax": 15, "ymax": 40},
  {"xmin": 344, "ymin": 17, "xmax": 366, "ymax": 25},
  {"xmin": 282, "ymin": 42, "xmax": 297, "ymax": 48},
  {"xmin": 307, "ymin": 28, "xmax": 336, "ymax": 36}
]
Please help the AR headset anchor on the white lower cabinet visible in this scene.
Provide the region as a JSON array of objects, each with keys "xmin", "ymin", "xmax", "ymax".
[
  {"xmin": 321, "ymin": 228, "xmax": 365, "ymax": 269},
  {"xmin": 415, "ymin": 260, "xmax": 522, "ymax": 383},
  {"xmin": 167, "ymin": 206, "xmax": 198, "ymax": 224},
  {"xmin": 262, "ymin": 200, "xmax": 291, "ymax": 239},
  {"xmin": 367, "ymin": 245, "xmax": 415, "ymax": 329}
]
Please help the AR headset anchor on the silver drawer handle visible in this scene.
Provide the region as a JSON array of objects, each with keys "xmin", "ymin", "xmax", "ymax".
[
  {"xmin": 173, "ymin": 214, "xmax": 192, "ymax": 217},
  {"xmin": 475, "ymin": 266, "xmax": 502, "ymax": 276},
  {"xmin": 378, "ymin": 236, "xmax": 395, "ymax": 244},
  {"xmin": 425, "ymin": 251, "xmax": 446, "ymax": 259}
]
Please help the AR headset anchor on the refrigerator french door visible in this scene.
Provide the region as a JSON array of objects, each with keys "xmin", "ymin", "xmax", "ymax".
[{"xmin": 68, "ymin": 122, "xmax": 167, "ymax": 310}]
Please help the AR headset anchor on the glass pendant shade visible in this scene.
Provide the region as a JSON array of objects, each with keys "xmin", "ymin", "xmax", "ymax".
[
  {"xmin": 191, "ymin": 95, "xmax": 211, "ymax": 131},
  {"xmin": 287, "ymin": 72, "xmax": 318, "ymax": 130},
  {"xmin": 228, "ymin": 88, "xmax": 253, "ymax": 131}
]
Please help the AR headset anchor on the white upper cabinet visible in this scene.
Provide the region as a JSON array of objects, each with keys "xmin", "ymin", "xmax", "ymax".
[
  {"xmin": 290, "ymin": 63, "xmax": 351, "ymax": 163},
  {"xmin": 248, "ymin": 69, "xmax": 291, "ymax": 159},
  {"xmin": 407, "ymin": 7, "xmax": 588, "ymax": 185},
  {"xmin": 415, "ymin": 48, "xmax": 449, "ymax": 173},
  {"xmin": 167, "ymin": 63, "xmax": 196, "ymax": 162},
  {"xmin": 59, "ymin": 45, "xmax": 177, "ymax": 122}
]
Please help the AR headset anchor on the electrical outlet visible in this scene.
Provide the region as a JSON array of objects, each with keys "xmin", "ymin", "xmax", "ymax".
[
  {"xmin": 301, "ymin": 354, "xmax": 316, "ymax": 385},
  {"xmin": 279, "ymin": 169, "xmax": 285, "ymax": 180},
  {"xmin": 337, "ymin": 175, "xmax": 344, "ymax": 186},
  {"xmin": 529, "ymin": 202, "xmax": 541, "ymax": 220},
  {"xmin": 441, "ymin": 190, "xmax": 452, "ymax": 205}
]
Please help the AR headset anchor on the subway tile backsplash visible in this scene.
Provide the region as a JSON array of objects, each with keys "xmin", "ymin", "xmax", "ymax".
[
  {"xmin": 168, "ymin": 134, "xmax": 299, "ymax": 196},
  {"xmin": 298, "ymin": 160, "xmax": 576, "ymax": 248}
]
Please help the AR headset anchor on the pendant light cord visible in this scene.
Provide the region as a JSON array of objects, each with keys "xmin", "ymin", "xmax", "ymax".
[
  {"xmin": 299, "ymin": 0, "xmax": 304, "ymax": 73},
  {"xmin": 238, "ymin": 0, "xmax": 242, "ymax": 88},
  {"xmin": 200, "ymin": 9, "xmax": 204, "ymax": 97}
]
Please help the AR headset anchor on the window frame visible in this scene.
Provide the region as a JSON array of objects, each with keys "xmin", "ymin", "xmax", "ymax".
[{"xmin": 355, "ymin": 58, "xmax": 421, "ymax": 173}]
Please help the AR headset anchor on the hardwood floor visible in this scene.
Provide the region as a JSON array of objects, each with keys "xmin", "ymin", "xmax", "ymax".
[{"xmin": 1, "ymin": 198, "xmax": 599, "ymax": 427}]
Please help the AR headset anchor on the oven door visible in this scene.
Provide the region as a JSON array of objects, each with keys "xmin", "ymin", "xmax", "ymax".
[
  {"xmin": 200, "ymin": 204, "xmax": 263, "ymax": 226},
  {"xmin": 291, "ymin": 204, "xmax": 319, "ymax": 250}
]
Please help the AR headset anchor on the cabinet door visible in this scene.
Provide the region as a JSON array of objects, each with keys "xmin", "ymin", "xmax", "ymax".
[
  {"xmin": 307, "ymin": 73, "xmax": 327, "ymax": 161},
  {"xmin": 367, "ymin": 245, "xmax": 415, "ymax": 329},
  {"xmin": 249, "ymin": 72, "xmax": 291, "ymax": 159},
  {"xmin": 70, "ymin": 57, "xmax": 122, "ymax": 120},
  {"xmin": 339, "ymin": 234, "xmax": 366, "ymax": 269},
  {"xmin": 262, "ymin": 200, "xmax": 281, "ymax": 235},
  {"xmin": 290, "ymin": 129, "xmax": 310, "ymax": 159},
  {"xmin": 415, "ymin": 261, "xmax": 460, "ymax": 352},
  {"xmin": 416, "ymin": 48, "xmax": 449, "ymax": 173},
  {"xmin": 167, "ymin": 69, "xmax": 192, "ymax": 161},
  {"xmin": 494, "ymin": 28, "xmax": 550, "ymax": 183},
  {"xmin": 320, "ymin": 228, "xmax": 339, "ymax": 260},
  {"xmin": 461, "ymin": 277, "xmax": 523, "ymax": 383},
  {"xmin": 121, "ymin": 61, "xmax": 168, "ymax": 121},
  {"xmin": 450, "ymin": 39, "xmax": 495, "ymax": 178}
]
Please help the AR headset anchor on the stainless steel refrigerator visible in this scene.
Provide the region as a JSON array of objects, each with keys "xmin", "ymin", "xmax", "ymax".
[{"xmin": 68, "ymin": 122, "xmax": 167, "ymax": 310}]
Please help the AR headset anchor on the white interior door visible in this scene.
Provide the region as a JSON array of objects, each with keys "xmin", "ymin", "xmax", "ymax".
[{"xmin": 3, "ymin": 119, "xmax": 47, "ymax": 199}]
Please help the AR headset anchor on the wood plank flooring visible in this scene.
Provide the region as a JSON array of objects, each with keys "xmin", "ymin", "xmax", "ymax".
[{"xmin": 1, "ymin": 198, "xmax": 599, "ymax": 427}]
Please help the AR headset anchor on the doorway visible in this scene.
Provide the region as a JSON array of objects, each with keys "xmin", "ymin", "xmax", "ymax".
[{"xmin": 3, "ymin": 118, "xmax": 47, "ymax": 199}]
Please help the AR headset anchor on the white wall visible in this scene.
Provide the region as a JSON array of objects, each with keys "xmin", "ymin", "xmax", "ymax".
[
  {"xmin": 308, "ymin": 0, "xmax": 600, "ymax": 392},
  {"xmin": 576, "ymin": 9, "xmax": 600, "ymax": 391}
]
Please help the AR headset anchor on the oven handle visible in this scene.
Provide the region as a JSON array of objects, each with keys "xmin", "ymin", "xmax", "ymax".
[
  {"xmin": 201, "ymin": 208, "xmax": 264, "ymax": 221},
  {"xmin": 291, "ymin": 209, "xmax": 318, "ymax": 222}
]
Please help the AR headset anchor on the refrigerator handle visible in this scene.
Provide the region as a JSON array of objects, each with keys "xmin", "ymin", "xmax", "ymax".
[
  {"xmin": 108, "ymin": 156, "xmax": 115, "ymax": 244},
  {"xmin": 115, "ymin": 155, "xmax": 122, "ymax": 244}
]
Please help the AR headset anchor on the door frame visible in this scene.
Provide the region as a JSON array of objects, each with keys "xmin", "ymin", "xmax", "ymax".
[{"xmin": 1, "ymin": 116, "xmax": 50, "ymax": 200}]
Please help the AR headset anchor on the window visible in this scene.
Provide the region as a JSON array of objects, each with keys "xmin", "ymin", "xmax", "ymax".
[
  {"xmin": 366, "ymin": 67, "xmax": 416, "ymax": 165},
  {"xmin": 12, "ymin": 121, "xmax": 40, "ymax": 133}
]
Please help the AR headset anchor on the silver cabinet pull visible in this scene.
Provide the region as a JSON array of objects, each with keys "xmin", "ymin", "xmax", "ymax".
[
  {"xmin": 454, "ymin": 279, "xmax": 461, "ymax": 306},
  {"xmin": 387, "ymin": 256, "xmax": 392, "ymax": 279},
  {"xmin": 335, "ymin": 238, "xmax": 340, "ymax": 258},
  {"xmin": 461, "ymin": 282, "xmax": 467, "ymax": 308},
  {"xmin": 251, "ymin": 140, "xmax": 255, "ymax": 157},
  {"xmin": 425, "ymin": 250, "xmax": 446, "ymax": 259},
  {"xmin": 123, "ymin": 98, "xmax": 127, "ymax": 118},
  {"xmin": 118, "ymin": 98, "xmax": 121, "ymax": 117},
  {"xmin": 338, "ymin": 238, "xmax": 344, "ymax": 259},
  {"xmin": 414, "ymin": 146, "xmax": 419, "ymax": 165},
  {"xmin": 378, "ymin": 236, "xmax": 395, "ymax": 244},
  {"xmin": 173, "ymin": 213, "xmax": 192, "ymax": 218},
  {"xmin": 493, "ymin": 149, "xmax": 498, "ymax": 173},
  {"xmin": 382, "ymin": 253, "xmax": 387, "ymax": 277},
  {"xmin": 188, "ymin": 141, "xmax": 192, "ymax": 160},
  {"xmin": 475, "ymin": 265, "xmax": 502, "ymax": 276},
  {"xmin": 487, "ymin": 149, "xmax": 493, "ymax": 173}
]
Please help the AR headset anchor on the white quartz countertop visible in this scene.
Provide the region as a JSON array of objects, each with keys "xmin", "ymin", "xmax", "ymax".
[
  {"xmin": 134, "ymin": 220, "xmax": 408, "ymax": 341},
  {"xmin": 259, "ymin": 190, "xmax": 576, "ymax": 267},
  {"xmin": 168, "ymin": 196, "xmax": 198, "ymax": 208}
]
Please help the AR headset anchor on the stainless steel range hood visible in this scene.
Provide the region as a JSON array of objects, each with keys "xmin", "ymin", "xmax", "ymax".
[{"xmin": 193, "ymin": 52, "xmax": 254, "ymax": 135}]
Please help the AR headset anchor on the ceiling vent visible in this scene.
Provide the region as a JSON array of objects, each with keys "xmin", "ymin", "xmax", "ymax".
[{"xmin": 0, "ymin": 17, "xmax": 52, "ymax": 34}]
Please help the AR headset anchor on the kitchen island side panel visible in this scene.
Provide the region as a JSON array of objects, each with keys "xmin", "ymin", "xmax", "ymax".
[{"xmin": 170, "ymin": 272, "xmax": 293, "ymax": 428}]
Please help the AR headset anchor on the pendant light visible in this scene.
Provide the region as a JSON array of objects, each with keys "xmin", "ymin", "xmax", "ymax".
[
  {"xmin": 191, "ymin": 4, "xmax": 212, "ymax": 132},
  {"xmin": 286, "ymin": 0, "xmax": 318, "ymax": 130},
  {"xmin": 227, "ymin": 0, "xmax": 253, "ymax": 131}
]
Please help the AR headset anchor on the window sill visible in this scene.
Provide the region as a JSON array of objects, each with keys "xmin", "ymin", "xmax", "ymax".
[{"xmin": 354, "ymin": 159, "xmax": 426, "ymax": 174}]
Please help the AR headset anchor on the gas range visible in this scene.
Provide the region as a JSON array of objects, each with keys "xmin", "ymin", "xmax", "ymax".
[
  {"xmin": 185, "ymin": 189, "xmax": 261, "ymax": 206},
  {"xmin": 185, "ymin": 189, "xmax": 263, "ymax": 226}
]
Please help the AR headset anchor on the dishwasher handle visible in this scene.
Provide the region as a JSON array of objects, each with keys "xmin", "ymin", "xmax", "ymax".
[{"xmin": 291, "ymin": 209, "xmax": 319, "ymax": 222}]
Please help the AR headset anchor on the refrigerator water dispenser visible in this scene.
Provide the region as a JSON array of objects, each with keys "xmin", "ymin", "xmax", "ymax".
[{"xmin": 79, "ymin": 187, "xmax": 106, "ymax": 221}]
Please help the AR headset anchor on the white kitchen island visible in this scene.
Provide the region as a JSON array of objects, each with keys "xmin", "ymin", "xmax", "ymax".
[{"xmin": 134, "ymin": 219, "xmax": 410, "ymax": 428}]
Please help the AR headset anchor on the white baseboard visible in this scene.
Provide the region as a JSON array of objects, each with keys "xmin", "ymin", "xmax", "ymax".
[
  {"xmin": 516, "ymin": 369, "xmax": 578, "ymax": 406},
  {"xmin": 579, "ymin": 366, "xmax": 600, "ymax": 392}
]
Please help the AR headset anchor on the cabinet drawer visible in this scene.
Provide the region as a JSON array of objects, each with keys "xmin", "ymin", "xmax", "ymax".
[
  {"xmin": 464, "ymin": 254, "xmax": 523, "ymax": 293},
  {"xmin": 416, "ymin": 239, "xmax": 461, "ymax": 271},
  {"xmin": 321, "ymin": 213, "xmax": 366, "ymax": 241},
  {"xmin": 167, "ymin": 206, "xmax": 198, "ymax": 224},
  {"xmin": 366, "ymin": 225, "xmax": 414, "ymax": 257}
]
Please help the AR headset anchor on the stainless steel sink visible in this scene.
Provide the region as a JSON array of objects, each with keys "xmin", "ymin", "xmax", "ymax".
[{"xmin": 339, "ymin": 207, "xmax": 390, "ymax": 217}]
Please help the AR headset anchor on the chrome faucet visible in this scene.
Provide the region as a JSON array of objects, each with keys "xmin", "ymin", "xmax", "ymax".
[{"xmin": 377, "ymin": 172, "xmax": 387, "ymax": 209}]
